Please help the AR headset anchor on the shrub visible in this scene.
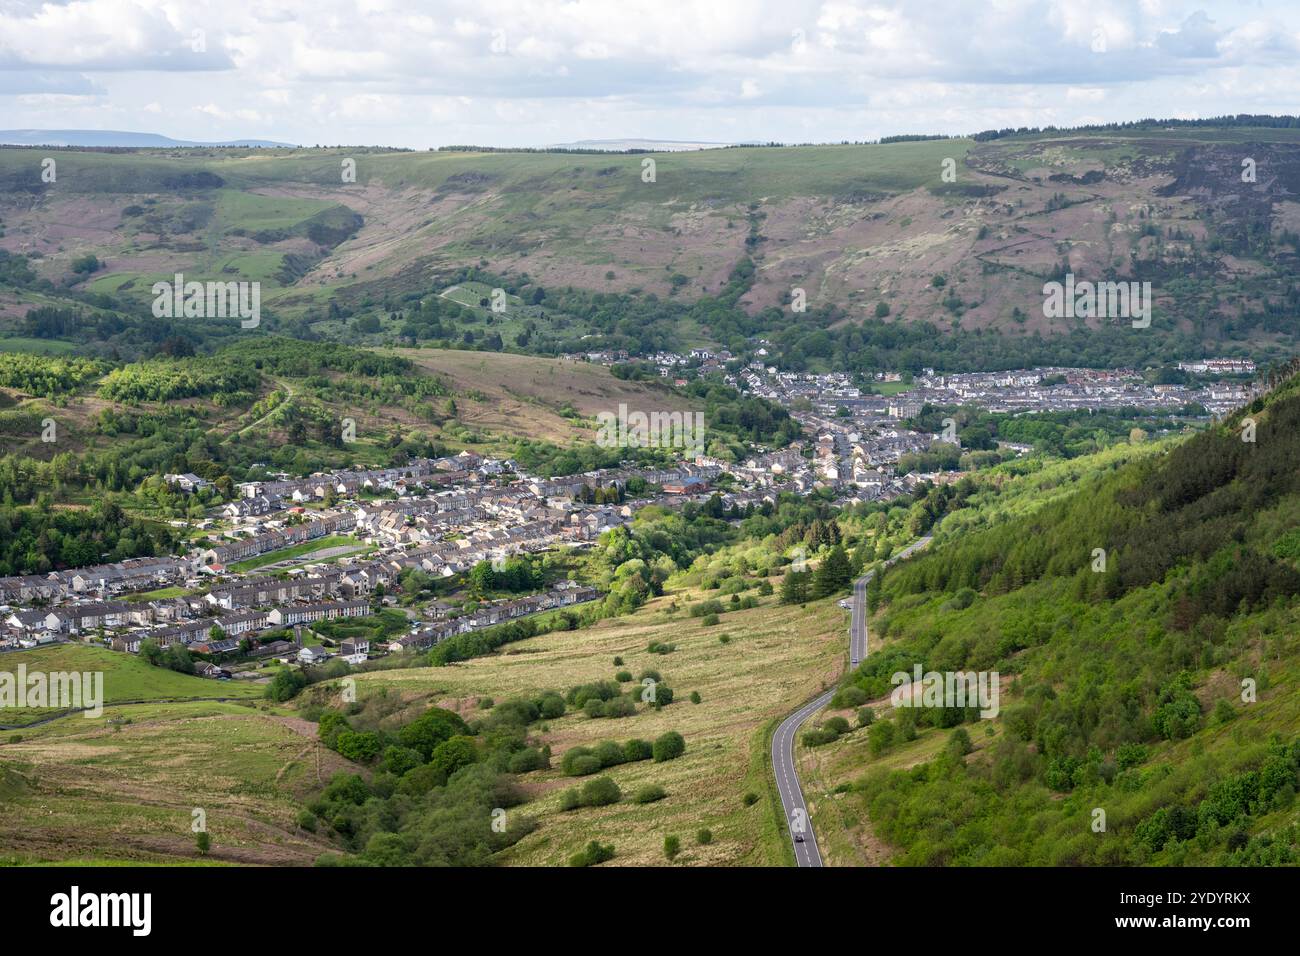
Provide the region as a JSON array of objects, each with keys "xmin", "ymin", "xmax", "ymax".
[
  {"xmin": 569, "ymin": 840, "xmax": 615, "ymax": 867},
  {"xmin": 831, "ymin": 685, "xmax": 869, "ymax": 708},
  {"xmin": 947, "ymin": 727, "xmax": 973, "ymax": 757},
  {"xmin": 742, "ymin": 792, "xmax": 759, "ymax": 806},
  {"xmin": 536, "ymin": 691, "xmax": 567, "ymax": 720},
  {"xmin": 381, "ymin": 745, "xmax": 422, "ymax": 776},
  {"xmin": 663, "ymin": 834, "xmax": 681, "ymax": 861},
  {"xmin": 296, "ymin": 810, "xmax": 317, "ymax": 832},
  {"xmin": 633, "ymin": 784, "xmax": 667, "ymax": 804},
  {"xmin": 701, "ymin": 613, "xmax": 719, "ymax": 626},
  {"xmin": 652, "ymin": 731, "xmax": 686, "ymax": 763},
  {"xmin": 563, "ymin": 752, "xmax": 603, "ymax": 777},
  {"xmin": 857, "ymin": 706, "xmax": 876, "ymax": 728},
  {"xmin": 593, "ymin": 740, "xmax": 627, "ymax": 768},
  {"xmin": 690, "ymin": 690, "xmax": 702, "ymax": 704},
  {"xmin": 623, "ymin": 738, "xmax": 654, "ymax": 762},
  {"xmin": 195, "ymin": 831, "xmax": 210, "ymax": 855},
  {"xmin": 868, "ymin": 720, "xmax": 896, "ymax": 756},
  {"xmin": 336, "ymin": 730, "xmax": 383, "ymax": 763},
  {"xmin": 615, "ymin": 670, "xmax": 634, "ymax": 683},
  {"xmin": 696, "ymin": 828, "xmax": 713, "ymax": 845},
  {"xmin": 613, "ymin": 656, "xmax": 624, "ymax": 666},
  {"xmin": 507, "ymin": 747, "xmax": 548, "ymax": 773},
  {"xmin": 580, "ymin": 776, "xmax": 622, "ymax": 807}
]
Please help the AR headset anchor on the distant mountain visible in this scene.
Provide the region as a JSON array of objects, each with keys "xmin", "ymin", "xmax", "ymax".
[
  {"xmin": 544, "ymin": 138, "xmax": 732, "ymax": 152},
  {"xmin": 0, "ymin": 129, "xmax": 295, "ymax": 148}
]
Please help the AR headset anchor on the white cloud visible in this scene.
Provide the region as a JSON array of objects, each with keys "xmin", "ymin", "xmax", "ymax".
[{"xmin": 0, "ymin": 0, "xmax": 1293, "ymax": 146}]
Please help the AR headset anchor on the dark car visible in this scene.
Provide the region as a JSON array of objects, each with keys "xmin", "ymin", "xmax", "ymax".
[{"xmin": 794, "ymin": 834, "xmax": 805, "ymax": 843}]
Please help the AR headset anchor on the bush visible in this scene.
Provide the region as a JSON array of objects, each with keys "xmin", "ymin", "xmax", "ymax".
[
  {"xmin": 857, "ymin": 706, "xmax": 876, "ymax": 728},
  {"xmin": 632, "ymin": 784, "xmax": 667, "ymax": 804},
  {"xmin": 593, "ymin": 740, "xmax": 627, "ymax": 768},
  {"xmin": 623, "ymin": 738, "xmax": 654, "ymax": 762},
  {"xmin": 562, "ymin": 752, "xmax": 603, "ymax": 777},
  {"xmin": 569, "ymin": 840, "xmax": 615, "ymax": 867},
  {"xmin": 507, "ymin": 747, "xmax": 548, "ymax": 773},
  {"xmin": 831, "ymin": 685, "xmax": 869, "ymax": 709},
  {"xmin": 947, "ymin": 727, "xmax": 973, "ymax": 757},
  {"xmin": 701, "ymin": 613, "xmax": 719, "ymax": 626},
  {"xmin": 615, "ymin": 670, "xmax": 634, "ymax": 682},
  {"xmin": 296, "ymin": 809, "xmax": 318, "ymax": 832},
  {"xmin": 336, "ymin": 730, "xmax": 383, "ymax": 763},
  {"xmin": 381, "ymin": 745, "xmax": 422, "ymax": 776},
  {"xmin": 742, "ymin": 792, "xmax": 759, "ymax": 806},
  {"xmin": 652, "ymin": 731, "xmax": 686, "ymax": 763},
  {"xmin": 195, "ymin": 831, "xmax": 210, "ymax": 855},
  {"xmin": 663, "ymin": 834, "xmax": 681, "ymax": 861},
  {"xmin": 696, "ymin": 828, "xmax": 713, "ymax": 845},
  {"xmin": 580, "ymin": 776, "xmax": 622, "ymax": 807},
  {"xmin": 824, "ymin": 716, "xmax": 851, "ymax": 736},
  {"xmin": 690, "ymin": 690, "xmax": 702, "ymax": 704},
  {"xmin": 868, "ymin": 720, "xmax": 896, "ymax": 756}
]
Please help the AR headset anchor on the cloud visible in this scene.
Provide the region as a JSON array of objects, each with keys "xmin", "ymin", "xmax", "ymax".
[{"xmin": 0, "ymin": 0, "xmax": 1295, "ymax": 147}]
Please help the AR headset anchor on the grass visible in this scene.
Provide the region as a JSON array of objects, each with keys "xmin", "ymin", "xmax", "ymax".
[
  {"xmin": 0, "ymin": 644, "xmax": 263, "ymax": 727},
  {"xmin": 347, "ymin": 585, "xmax": 848, "ymax": 866},
  {"xmin": 228, "ymin": 534, "xmax": 363, "ymax": 572},
  {"xmin": 0, "ymin": 699, "xmax": 347, "ymax": 864},
  {"xmin": 0, "ymin": 336, "xmax": 77, "ymax": 355}
]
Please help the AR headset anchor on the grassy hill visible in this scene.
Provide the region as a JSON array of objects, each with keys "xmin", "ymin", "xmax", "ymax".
[
  {"xmin": 342, "ymin": 588, "xmax": 846, "ymax": 866},
  {"xmin": 5, "ymin": 125, "xmax": 1300, "ymax": 368},
  {"xmin": 0, "ymin": 644, "xmax": 262, "ymax": 728},
  {"xmin": 0, "ymin": 699, "xmax": 348, "ymax": 865},
  {"xmin": 794, "ymin": 364, "xmax": 1300, "ymax": 865}
]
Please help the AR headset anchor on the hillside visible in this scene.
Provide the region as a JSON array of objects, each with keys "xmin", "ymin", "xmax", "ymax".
[
  {"xmin": 4, "ymin": 122, "xmax": 1300, "ymax": 370},
  {"xmin": 794, "ymin": 363, "xmax": 1300, "ymax": 865}
]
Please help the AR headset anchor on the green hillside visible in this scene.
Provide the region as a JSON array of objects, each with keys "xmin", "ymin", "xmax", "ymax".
[
  {"xmin": 5, "ymin": 123, "xmax": 1300, "ymax": 371},
  {"xmin": 0, "ymin": 644, "xmax": 262, "ymax": 727},
  {"xmin": 800, "ymin": 362, "xmax": 1300, "ymax": 865}
]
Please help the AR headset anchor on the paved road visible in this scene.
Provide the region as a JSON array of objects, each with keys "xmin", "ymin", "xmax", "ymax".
[{"xmin": 771, "ymin": 534, "xmax": 932, "ymax": 867}]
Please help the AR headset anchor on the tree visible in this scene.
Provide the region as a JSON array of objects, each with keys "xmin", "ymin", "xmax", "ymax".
[
  {"xmin": 336, "ymin": 730, "xmax": 383, "ymax": 763},
  {"xmin": 813, "ymin": 544, "xmax": 853, "ymax": 598},
  {"xmin": 398, "ymin": 707, "xmax": 470, "ymax": 761},
  {"xmin": 429, "ymin": 735, "xmax": 478, "ymax": 777},
  {"xmin": 780, "ymin": 569, "xmax": 812, "ymax": 605}
]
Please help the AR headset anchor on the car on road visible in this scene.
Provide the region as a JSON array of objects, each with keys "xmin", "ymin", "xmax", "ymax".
[{"xmin": 794, "ymin": 834, "xmax": 804, "ymax": 843}]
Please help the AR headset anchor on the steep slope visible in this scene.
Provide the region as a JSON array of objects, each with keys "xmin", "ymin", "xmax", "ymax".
[
  {"xmin": 798, "ymin": 362, "xmax": 1300, "ymax": 865},
  {"xmin": 4, "ymin": 125, "xmax": 1300, "ymax": 367}
]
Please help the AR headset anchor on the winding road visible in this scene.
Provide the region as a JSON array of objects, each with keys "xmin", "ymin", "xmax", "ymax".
[{"xmin": 771, "ymin": 534, "xmax": 932, "ymax": 867}]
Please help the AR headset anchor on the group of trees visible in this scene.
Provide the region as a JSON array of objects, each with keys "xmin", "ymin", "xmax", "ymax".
[{"xmin": 838, "ymin": 371, "xmax": 1300, "ymax": 865}]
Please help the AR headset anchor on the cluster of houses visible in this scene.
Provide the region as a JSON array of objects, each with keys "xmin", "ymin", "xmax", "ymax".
[{"xmin": 0, "ymin": 453, "xmax": 739, "ymax": 666}]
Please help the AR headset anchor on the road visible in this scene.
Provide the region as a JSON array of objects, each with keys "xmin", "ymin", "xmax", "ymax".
[{"xmin": 770, "ymin": 534, "xmax": 932, "ymax": 867}]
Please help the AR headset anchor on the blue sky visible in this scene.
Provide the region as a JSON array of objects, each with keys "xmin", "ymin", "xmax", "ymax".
[{"xmin": 0, "ymin": 0, "xmax": 1296, "ymax": 147}]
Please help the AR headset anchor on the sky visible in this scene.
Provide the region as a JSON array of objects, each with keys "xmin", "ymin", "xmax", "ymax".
[{"xmin": 0, "ymin": 0, "xmax": 1297, "ymax": 148}]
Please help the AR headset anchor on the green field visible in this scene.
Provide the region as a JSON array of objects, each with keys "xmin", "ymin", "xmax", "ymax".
[{"xmin": 0, "ymin": 644, "xmax": 263, "ymax": 728}]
